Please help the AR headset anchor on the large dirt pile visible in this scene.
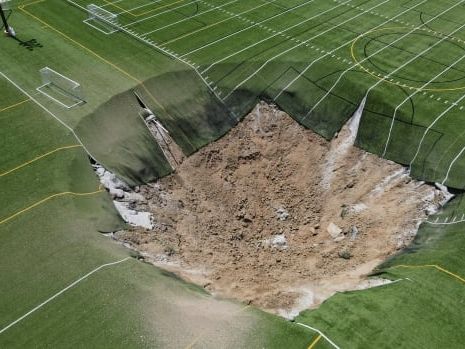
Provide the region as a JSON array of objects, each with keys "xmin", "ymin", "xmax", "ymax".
[{"xmin": 116, "ymin": 102, "xmax": 447, "ymax": 316}]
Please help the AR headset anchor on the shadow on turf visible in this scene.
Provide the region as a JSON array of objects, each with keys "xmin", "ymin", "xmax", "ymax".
[{"xmin": 13, "ymin": 37, "xmax": 43, "ymax": 51}]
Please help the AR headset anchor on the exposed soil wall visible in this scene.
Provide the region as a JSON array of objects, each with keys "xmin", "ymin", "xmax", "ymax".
[{"xmin": 116, "ymin": 102, "xmax": 447, "ymax": 316}]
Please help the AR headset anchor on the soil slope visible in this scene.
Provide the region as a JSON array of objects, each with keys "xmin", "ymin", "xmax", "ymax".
[{"xmin": 117, "ymin": 102, "xmax": 445, "ymax": 315}]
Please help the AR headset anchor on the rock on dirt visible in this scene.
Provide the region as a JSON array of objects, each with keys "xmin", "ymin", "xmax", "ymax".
[
  {"xmin": 116, "ymin": 101, "xmax": 449, "ymax": 316},
  {"xmin": 327, "ymin": 222, "xmax": 343, "ymax": 239}
]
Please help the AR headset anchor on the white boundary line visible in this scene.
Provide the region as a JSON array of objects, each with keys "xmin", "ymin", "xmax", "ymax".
[
  {"xmin": 180, "ymin": 0, "xmax": 317, "ymax": 58},
  {"xmin": 355, "ymin": 19, "xmax": 465, "ymax": 146},
  {"xmin": 272, "ymin": 0, "xmax": 426, "ymax": 101},
  {"xmin": 201, "ymin": 0, "xmax": 352, "ymax": 75},
  {"xmin": 120, "ymin": 0, "xmax": 165, "ymax": 15},
  {"xmin": 222, "ymin": 0, "xmax": 389, "ymax": 100},
  {"xmin": 441, "ymin": 141, "xmax": 465, "ymax": 184},
  {"xmin": 36, "ymin": 84, "xmax": 84, "ymax": 109},
  {"xmin": 99, "ymin": 0, "xmax": 125, "ymax": 8},
  {"xmin": 0, "ymin": 71, "xmax": 102, "ymax": 164},
  {"xmin": 65, "ymin": 0, "xmax": 228, "ymax": 109},
  {"xmin": 409, "ymin": 92, "xmax": 465, "ymax": 170},
  {"xmin": 302, "ymin": 0, "xmax": 465, "ymax": 120},
  {"xmin": 142, "ymin": 0, "xmax": 237, "ymax": 35},
  {"xmin": 0, "ymin": 257, "xmax": 131, "ymax": 335},
  {"xmin": 296, "ymin": 322, "xmax": 340, "ymax": 349},
  {"xmin": 83, "ymin": 17, "xmax": 119, "ymax": 34},
  {"xmin": 121, "ymin": 0, "xmax": 199, "ymax": 28},
  {"xmin": 160, "ymin": 0, "xmax": 276, "ymax": 46},
  {"xmin": 425, "ymin": 215, "xmax": 465, "ymax": 225},
  {"xmin": 382, "ymin": 54, "xmax": 465, "ymax": 157}
]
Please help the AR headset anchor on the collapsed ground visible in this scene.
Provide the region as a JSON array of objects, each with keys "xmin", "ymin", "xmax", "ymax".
[{"xmin": 116, "ymin": 102, "xmax": 448, "ymax": 316}]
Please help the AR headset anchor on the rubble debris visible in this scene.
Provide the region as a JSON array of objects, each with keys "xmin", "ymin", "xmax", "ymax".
[{"xmin": 116, "ymin": 101, "xmax": 449, "ymax": 315}]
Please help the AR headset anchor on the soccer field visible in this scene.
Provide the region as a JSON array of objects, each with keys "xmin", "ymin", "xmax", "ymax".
[
  {"xmin": 1, "ymin": 0, "xmax": 465, "ymax": 347},
  {"xmin": 55, "ymin": 0, "xmax": 465, "ymax": 189}
]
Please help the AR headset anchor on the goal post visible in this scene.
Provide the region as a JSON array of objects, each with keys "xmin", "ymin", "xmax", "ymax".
[
  {"xmin": 37, "ymin": 67, "xmax": 85, "ymax": 108},
  {"xmin": 0, "ymin": 0, "xmax": 11, "ymax": 11},
  {"xmin": 83, "ymin": 4, "xmax": 118, "ymax": 34}
]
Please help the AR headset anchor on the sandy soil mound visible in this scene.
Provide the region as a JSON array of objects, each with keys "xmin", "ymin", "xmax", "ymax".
[{"xmin": 116, "ymin": 102, "xmax": 446, "ymax": 316}]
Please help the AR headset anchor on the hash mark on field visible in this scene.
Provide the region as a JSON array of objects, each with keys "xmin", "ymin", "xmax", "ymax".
[
  {"xmin": 333, "ymin": 0, "xmax": 465, "ymax": 45},
  {"xmin": 303, "ymin": 0, "xmax": 465, "ymax": 120}
]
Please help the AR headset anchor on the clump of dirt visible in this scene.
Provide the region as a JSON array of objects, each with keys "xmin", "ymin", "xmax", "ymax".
[{"xmin": 116, "ymin": 101, "xmax": 447, "ymax": 316}]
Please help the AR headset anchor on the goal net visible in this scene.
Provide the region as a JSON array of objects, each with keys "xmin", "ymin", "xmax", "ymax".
[
  {"xmin": 0, "ymin": 0, "xmax": 11, "ymax": 11},
  {"xmin": 37, "ymin": 67, "xmax": 85, "ymax": 108},
  {"xmin": 84, "ymin": 4, "xmax": 118, "ymax": 34}
]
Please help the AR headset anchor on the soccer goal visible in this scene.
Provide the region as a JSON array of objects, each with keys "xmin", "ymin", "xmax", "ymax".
[
  {"xmin": 36, "ymin": 67, "xmax": 86, "ymax": 109},
  {"xmin": 0, "ymin": 0, "xmax": 11, "ymax": 11},
  {"xmin": 83, "ymin": 4, "xmax": 118, "ymax": 35}
]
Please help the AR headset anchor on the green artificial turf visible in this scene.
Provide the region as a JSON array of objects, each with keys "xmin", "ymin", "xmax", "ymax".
[{"xmin": 2, "ymin": 0, "xmax": 465, "ymax": 347}]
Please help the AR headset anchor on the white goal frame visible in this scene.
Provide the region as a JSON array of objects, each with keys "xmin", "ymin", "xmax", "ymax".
[
  {"xmin": 83, "ymin": 4, "xmax": 118, "ymax": 35},
  {"xmin": 0, "ymin": 0, "xmax": 11, "ymax": 11},
  {"xmin": 36, "ymin": 67, "xmax": 85, "ymax": 109}
]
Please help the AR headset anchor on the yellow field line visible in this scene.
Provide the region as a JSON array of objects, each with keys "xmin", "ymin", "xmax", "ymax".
[
  {"xmin": 102, "ymin": 0, "xmax": 184, "ymax": 17},
  {"xmin": 392, "ymin": 264, "xmax": 465, "ymax": 284},
  {"xmin": 19, "ymin": 2, "xmax": 171, "ymax": 118},
  {"xmin": 0, "ymin": 145, "xmax": 82, "ymax": 178},
  {"xmin": 308, "ymin": 334, "xmax": 322, "ymax": 349},
  {"xmin": 350, "ymin": 26, "xmax": 465, "ymax": 92},
  {"xmin": 102, "ymin": 0, "xmax": 133, "ymax": 15},
  {"xmin": 0, "ymin": 188, "xmax": 104, "ymax": 226},
  {"xmin": 0, "ymin": 98, "xmax": 30, "ymax": 114}
]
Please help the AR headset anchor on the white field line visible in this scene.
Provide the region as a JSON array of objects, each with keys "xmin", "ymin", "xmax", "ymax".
[
  {"xmin": 100, "ymin": 0, "xmax": 125, "ymax": 8},
  {"xmin": 426, "ymin": 216, "xmax": 465, "ymax": 225},
  {"xmin": 222, "ymin": 0, "xmax": 389, "ymax": 100},
  {"xmin": 382, "ymin": 53, "xmax": 465, "ymax": 158},
  {"xmin": 431, "ymin": 127, "xmax": 465, "ymax": 177},
  {"xmin": 201, "ymin": 0, "xmax": 352, "ymax": 75},
  {"xmin": 66, "ymin": 0, "xmax": 227, "ymax": 107},
  {"xmin": 336, "ymin": 0, "xmax": 465, "ymax": 48},
  {"xmin": 409, "ymin": 92, "xmax": 465, "ymax": 171},
  {"xmin": 119, "ymin": 0, "xmax": 165, "ymax": 15},
  {"xmin": 180, "ymin": 0, "xmax": 317, "ymax": 58},
  {"xmin": 272, "ymin": 0, "xmax": 426, "ymax": 101},
  {"xmin": 302, "ymin": 0, "xmax": 465, "ymax": 120},
  {"xmin": 161, "ymin": 0, "xmax": 276, "ymax": 45},
  {"xmin": 122, "ymin": 0, "xmax": 199, "ymax": 28},
  {"xmin": 441, "ymin": 141, "xmax": 465, "ymax": 184},
  {"xmin": 142, "ymin": 0, "xmax": 237, "ymax": 35},
  {"xmin": 358, "ymin": 20, "xmax": 465, "ymax": 149},
  {"xmin": 296, "ymin": 323, "xmax": 340, "ymax": 349},
  {"xmin": 0, "ymin": 257, "xmax": 131, "ymax": 335},
  {"xmin": 0, "ymin": 72, "xmax": 103, "ymax": 166}
]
